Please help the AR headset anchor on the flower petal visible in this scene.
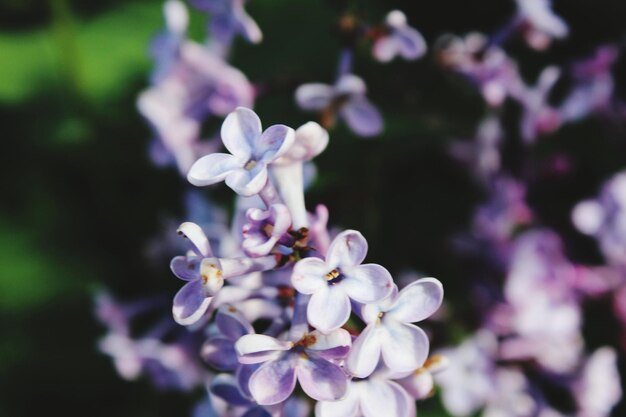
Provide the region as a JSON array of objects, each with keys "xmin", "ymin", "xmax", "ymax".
[
  {"xmin": 315, "ymin": 382, "xmax": 360, "ymax": 417},
  {"xmin": 201, "ymin": 337, "xmax": 239, "ymax": 371},
  {"xmin": 216, "ymin": 305, "xmax": 254, "ymax": 340},
  {"xmin": 235, "ymin": 334, "xmax": 292, "ymax": 364},
  {"xmin": 380, "ymin": 321, "xmax": 429, "ymax": 373},
  {"xmin": 397, "ymin": 28, "xmax": 427, "ymax": 60},
  {"xmin": 342, "ymin": 264, "xmax": 393, "ymax": 304},
  {"xmin": 279, "ymin": 121, "xmax": 329, "ymax": 163},
  {"xmin": 292, "ymin": 257, "xmax": 328, "ymax": 294},
  {"xmin": 225, "ymin": 164, "xmax": 268, "ymax": 196},
  {"xmin": 386, "ymin": 277, "xmax": 444, "ymax": 323},
  {"xmin": 307, "ymin": 329, "xmax": 352, "ymax": 360},
  {"xmin": 372, "ymin": 37, "xmax": 400, "ymax": 63},
  {"xmin": 170, "ymin": 256, "xmax": 201, "ymax": 281},
  {"xmin": 307, "ymin": 285, "xmax": 351, "ymax": 333},
  {"xmin": 340, "ymin": 97, "xmax": 383, "ymax": 137},
  {"xmin": 221, "ymin": 107, "xmax": 262, "ymax": 159},
  {"xmin": 211, "ymin": 373, "xmax": 254, "ymax": 407},
  {"xmin": 327, "ymin": 230, "xmax": 369, "ymax": 269},
  {"xmin": 295, "ymin": 83, "xmax": 334, "ymax": 110},
  {"xmin": 236, "ymin": 363, "xmax": 259, "ymax": 399},
  {"xmin": 335, "ymin": 74, "xmax": 366, "ymax": 96},
  {"xmin": 187, "ymin": 153, "xmax": 241, "ymax": 186},
  {"xmin": 345, "ymin": 324, "xmax": 382, "ymax": 378},
  {"xmin": 256, "ymin": 124, "xmax": 296, "ymax": 162},
  {"xmin": 297, "ymin": 354, "xmax": 348, "ymax": 401},
  {"xmin": 176, "ymin": 222, "xmax": 214, "ymax": 257},
  {"xmin": 172, "ymin": 280, "xmax": 212, "ymax": 326},
  {"xmin": 249, "ymin": 356, "xmax": 297, "ymax": 405},
  {"xmin": 360, "ymin": 380, "xmax": 415, "ymax": 417},
  {"xmin": 396, "ymin": 369, "xmax": 434, "ymax": 400}
]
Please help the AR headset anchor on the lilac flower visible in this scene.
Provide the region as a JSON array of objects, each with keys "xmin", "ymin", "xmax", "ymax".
[
  {"xmin": 150, "ymin": 0, "xmax": 189, "ymax": 84},
  {"xmin": 191, "ymin": 0, "xmax": 262, "ymax": 46},
  {"xmin": 481, "ymin": 369, "xmax": 536, "ymax": 417},
  {"xmin": 202, "ymin": 305, "xmax": 254, "ymax": 371},
  {"xmin": 395, "ymin": 354, "xmax": 449, "ymax": 400},
  {"xmin": 518, "ymin": 66, "xmax": 562, "ymax": 143},
  {"xmin": 515, "ymin": 0, "xmax": 569, "ymax": 50},
  {"xmin": 449, "ymin": 116, "xmax": 503, "ymax": 181},
  {"xmin": 574, "ymin": 347, "xmax": 622, "ymax": 417},
  {"xmin": 315, "ymin": 370, "xmax": 415, "ymax": 417},
  {"xmin": 235, "ymin": 329, "xmax": 351, "ymax": 404},
  {"xmin": 242, "ymin": 204, "xmax": 292, "ymax": 257},
  {"xmin": 346, "ymin": 277, "xmax": 443, "ymax": 377},
  {"xmin": 295, "ymin": 74, "xmax": 383, "ymax": 137},
  {"xmin": 372, "ymin": 10, "xmax": 427, "ymax": 63},
  {"xmin": 291, "ymin": 230, "xmax": 394, "ymax": 333},
  {"xmin": 188, "ymin": 107, "xmax": 295, "ymax": 196}
]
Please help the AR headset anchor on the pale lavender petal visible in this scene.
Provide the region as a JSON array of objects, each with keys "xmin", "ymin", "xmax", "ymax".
[
  {"xmin": 306, "ymin": 329, "xmax": 352, "ymax": 360},
  {"xmin": 340, "ymin": 97, "xmax": 383, "ymax": 137},
  {"xmin": 177, "ymin": 222, "xmax": 213, "ymax": 257},
  {"xmin": 315, "ymin": 382, "xmax": 360, "ymax": 417},
  {"xmin": 216, "ymin": 305, "xmax": 254, "ymax": 340},
  {"xmin": 327, "ymin": 230, "xmax": 369, "ymax": 268},
  {"xmin": 291, "ymin": 257, "xmax": 328, "ymax": 294},
  {"xmin": 225, "ymin": 164, "xmax": 268, "ymax": 196},
  {"xmin": 201, "ymin": 337, "xmax": 239, "ymax": 370},
  {"xmin": 221, "ymin": 107, "xmax": 262, "ymax": 159},
  {"xmin": 211, "ymin": 373, "xmax": 254, "ymax": 407},
  {"xmin": 386, "ymin": 277, "xmax": 443, "ymax": 323},
  {"xmin": 172, "ymin": 280, "xmax": 213, "ymax": 325},
  {"xmin": 296, "ymin": 355, "xmax": 348, "ymax": 401},
  {"xmin": 346, "ymin": 324, "xmax": 382, "ymax": 378},
  {"xmin": 335, "ymin": 74, "xmax": 366, "ymax": 96},
  {"xmin": 170, "ymin": 256, "xmax": 201, "ymax": 281},
  {"xmin": 187, "ymin": 153, "xmax": 241, "ymax": 186},
  {"xmin": 373, "ymin": 38, "xmax": 399, "ymax": 63},
  {"xmin": 380, "ymin": 321, "xmax": 429, "ymax": 373},
  {"xmin": 236, "ymin": 9, "xmax": 263, "ymax": 43},
  {"xmin": 235, "ymin": 334, "xmax": 292, "ymax": 364},
  {"xmin": 397, "ymin": 369, "xmax": 434, "ymax": 399},
  {"xmin": 236, "ymin": 363, "xmax": 259, "ymax": 399},
  {"xmin": 397, "ymin": 28, "xmax": 427, "ymax": 60},
  {"xmin": 295, "ymin": 83, "xmax": 334, "ymax": 110},
  {"xmin": 360, "ymin": 380, "xmax": 415, "ymax": 417},
  {"xmin": 249, "ymin": 356, "xmax": 297, "ymax": 405},
  {"xmin": 256, "ymin": 124, "xmax": 296, "ymax": 162},
  {"xmin": 307, "ymin": 285, "xmax": 351, "ymax": 333},
  {"xmin": 279, "ymin": 121, "xmax": 329, "ymax": 163},
  {"xmin": 164, "ymin": 0, "xmax": 188, "ymax": 34},
  {"xmin": 342, "ymin": 264, "xmax": 393, "ymax": 303}
]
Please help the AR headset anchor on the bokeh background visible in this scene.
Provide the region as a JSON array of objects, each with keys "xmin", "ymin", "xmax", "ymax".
[{"xmin": 2, "ymin": 0, "xmax": 626, "ymax": 416}]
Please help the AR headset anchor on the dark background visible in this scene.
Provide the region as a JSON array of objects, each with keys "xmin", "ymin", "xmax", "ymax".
[{"xmin": 2, "ymin": 0, "xmax": 626, "ymax": 416}]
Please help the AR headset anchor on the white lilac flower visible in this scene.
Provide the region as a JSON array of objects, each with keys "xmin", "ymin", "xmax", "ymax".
[
  {"xmin": 372, "ymin": 10, "xmax": 427, "ymax": 63},
  {"xmin": 481, "ymin": 368, "xmax": 537, "ymax": 417},
  {"xmin": 235, "ymin": 329, "xmax": 352, "ymax": 405},
  {"xmin": 515, "ymin": 0, "xmax": 569, "ymax": 50},
  {"xmin": 346, "ymin": 277, "xmax": 443, "ymax": 377},
  {"xmin": 188, "ymin": 107, "xmax": 295, "ymax": 197},
  {"xmin": 295, "ymin": 74, "xmax": 383, "ymax": 137},
  {"xmin": 574, "ymin": 347, "xmax": 622, "ymax": 417},
  {"xmin": 291, "ymin": 230, "xmax": 394, "ymax": 333}
]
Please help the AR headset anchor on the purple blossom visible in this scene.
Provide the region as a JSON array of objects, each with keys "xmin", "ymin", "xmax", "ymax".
[
  {"xmin": 291, "ymin": 230, "xmax": 394, "ymax": 333},
  {"xmin": 574, "ymin": 347, "xmax": 622, "ymax": 417},
  {"xmin": 235, "ymin": 329, "xmax": 351, "ymax": 404},
  {"xmin": 518, "ymin": 66, "xmax": 562, "ymax": 143},
  {"xmin": 188, "ymin": 107, "xmax": 295, "ymax": 196},
  {"xmin": 191, "ymin": 0, "xmax": 262, "ymax": 47},
  {"xmin": 515, "ymin": 0, "xmax": 569, "ymax": 50},
  {"xmin": 372, "ymin": 10, "xmax": 426, "ymax": 63},
  {"xmin": 346, "ymin": 277, "xmax": 443, "ymax": 377},
  {"xmin": 295, "ymin": 74, "xmax": 383, "ymax": 137},
  {"xmin": 242, "ymin": 204, "xmax": 292, "ymax": 257}
]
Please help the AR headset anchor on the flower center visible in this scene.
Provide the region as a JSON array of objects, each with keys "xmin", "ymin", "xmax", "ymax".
[
  {"xmin": 325, "ymin": 269, "xmax": 344, "ymax": 285},
  {"xmin": 244, "ymin": 159, "xmax": 258, "ymax": 171},
  {"xmin": 294, "ymin": 333, "xmax": 317, "ymax": 349}
]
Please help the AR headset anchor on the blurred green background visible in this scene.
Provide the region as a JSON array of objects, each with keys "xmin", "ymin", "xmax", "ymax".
[{"xmin": 2, "ymin": 0, "xmax": 626, "ymax": 416}]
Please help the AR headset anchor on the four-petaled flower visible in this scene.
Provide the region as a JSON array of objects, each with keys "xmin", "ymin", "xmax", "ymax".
[{"xmin": 372, "ymin": 10, "xmax": 427, "ymax": 63}]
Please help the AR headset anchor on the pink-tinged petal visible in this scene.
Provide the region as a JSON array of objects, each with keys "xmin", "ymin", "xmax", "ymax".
[
  {"xmin": 249, "ymin": 356, "xmax": 297, "ymax": 405},
  {"xmin": 291, "ymin": 257, "xmax": 328, "ymax": 294},
  {"xmin": 177, "ymin": 222, "xmax": 213, "ymax": 257},
  {"xmin": 221, "ymin": 107, "xmax": 262, "ymax": 159},
  {"xmin": 380, "ymin": 321, "xmax": 429, "ymax": 373},
  {"xmin": 327, "ymin": 230, "xmax": 369, "ymax": 268},
  {"xmin": 307, "ymin": 329, "xmax": 352, "ymax": 360},
  {"xmin": 278, "ymin": 122, "xmax": 329, "ymax": 164},
  {"xmin": 386, "ymin": 277, "xmax": 443, "ymax": 323},
  {"xmin": 257, "ymin": 125, "xmax": 296, "ymax": 162},
  {"xmin": 346, "ymin": 324, "xmax": 382, "ymax": 378},
  {"xmin": 297, "ymin": 355, "xmax": 348, "ymax": 401},
  {"xmin": 187, "ymin": 153, "xmax": 241, "ymax": 186},
  {"xmin": 340, "ymin": 97, "xmax": 383, "ymax": 137},
  {"xmin": 335, "ymin": 74, "xmax": 366, "ymax": 96},
  {"xmin": 295, "ymin": 83, "xmax": 334, "ymax": 110},
  {"xmin": 170, "ymin": 256, "xmax": 201, "ymax": 281},
  {"xmin": 373, "ymin": 38, "xmax": 399, "ymax": 63},
  {"xmin": 172, "ymin": 280, "xmax": 213, "ymax": 326},
  {"xmin": 225, "ymin": 164, "xmax": 268, "ymax": 196},
  {"xmin": 360, "ymin": 380, "xmax": 415, "ymax": 417},
  {"xmin": 396, "ymin": 369, "xmax": 434, "ymax": 399},
  {"xmin": 235, "ymin": 334, "xmax": 291, "ymax": 364},
  {"xmin": 342, "ymin": 264, "xmax": 393, "ymax": 303},
  {"xmin": 315, "ymin": 382, "xmax": 360, "ymax": 417},
  {"xmin": 307, "ymin": 285, "xmax": 351, "ymax": 333},
  {"xmin": 216, "ymin": 305, "xmax": 254, "ymax": 340},
  {"xmin": 201, "ymin": 337, "xmax": 239, "ymax": 370}
]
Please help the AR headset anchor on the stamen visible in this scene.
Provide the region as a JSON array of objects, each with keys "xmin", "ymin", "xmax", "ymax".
[
  {"xmin": 325, "ymin": 269, "xmax": 341, "ymax": 281},
  {"xmin": 244, "ymin": 160, "xmax": 257, "ymax": 170}
]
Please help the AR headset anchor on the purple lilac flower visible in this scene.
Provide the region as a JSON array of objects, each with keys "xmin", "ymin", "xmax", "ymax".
[
  {"xmin": 295, "ymin": 74, "xmax": 383, "ymax": 137},
  {"xmin": 235, "ymin": 329, "xmax": 351, "ymax": 404},
  {"xmin": 291, "ymin": 230, "xmax": 394, "ymax": 333},
  {"xmin": 188, "ymin": 107, "xmax": 295, "ymax": 197},
  {"xmin": 574, "ymin": 347, "xmax": 622, "ymax": 417},
  {"xmin": 481, "ymin": 368, "xmax": 536, "ymax": 417},
  {"xmin": 371, "ymin": 10, "xmax": 426, "ymax": 63},
  {"xmin": 150, "ymin": 0, "xmax": 189, "ymax": 84},
  {"xmin": 518, "ymin": 66, "xmax": 562, "ymax": 143},
  {"xmin": 191, "ymin": 0, "xmax": 262, "ymax": 47},
  {"xmin": 242, "ymin": 204, "xmax": 292, "ymax": 257},
  {"xmin": 515, "ymin": 0, "xmax": 569, "ymax": 50},
  {"xmin": 395, "ymin": 354, "xmax": 449, "ymax": 400},
  {"xmin": 346, "ymin": 277, "xmax": 443, "ymax": 377},
  {"xmin": 449, "ymin": 115, "xmax": 503, "ymax": 181}
]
